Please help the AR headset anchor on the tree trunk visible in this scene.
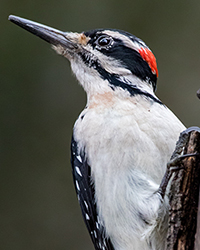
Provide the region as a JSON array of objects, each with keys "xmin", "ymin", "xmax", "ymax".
[{"xmin": 166, "ymin": 129, "xmax": 200, "ymax": 250}]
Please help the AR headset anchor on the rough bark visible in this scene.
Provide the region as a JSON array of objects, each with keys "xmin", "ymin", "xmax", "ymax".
[{"xmin": 166, "ymin": 129, "xmax": 200, "ymax": 250}]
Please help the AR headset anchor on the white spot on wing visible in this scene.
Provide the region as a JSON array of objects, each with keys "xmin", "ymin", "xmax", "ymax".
[
  {"xmin": 76, "ymin": 155, "xmax": 82, "ymax": 163},
  {"xmin": 94, "ymin": 230, "xmax": 97, "ymax": 238},
  {"xmin": 84, "ymin": 200, "xmax": 88, "ymax": 209},
  {"xmin": 75, "ymin": 180, "xmax": 80, "ymax": 191},
  {"xmin": 75, "ymin": 166, "xmax": 82, "ymax": 176},
  {"xmin": 85, "ymin": 213, "xmax": 90, "ymax": 220}
]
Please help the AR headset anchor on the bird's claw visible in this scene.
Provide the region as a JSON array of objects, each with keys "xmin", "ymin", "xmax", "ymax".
[
  {"xmin": 158, "ymin": 145, "xmax": 199, "ymax": 199},
  {"xmin": 167, "ymin": 153, "xmax": 199, "ymax": 170}
]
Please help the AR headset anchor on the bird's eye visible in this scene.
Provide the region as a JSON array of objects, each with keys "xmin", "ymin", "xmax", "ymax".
[{"xmin": 96, "ymin": 36, "xmax": 113, "ymax": 48}]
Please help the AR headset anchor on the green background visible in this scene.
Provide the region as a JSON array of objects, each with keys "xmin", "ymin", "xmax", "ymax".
[{"xmin": 1, "ymin": 1, "xmax": 200, "ymax": 250}]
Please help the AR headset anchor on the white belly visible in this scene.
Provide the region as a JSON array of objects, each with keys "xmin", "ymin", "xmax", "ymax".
[{"xmin": 73, "ymin": 98, "xmax": 185, "ymax": 250}]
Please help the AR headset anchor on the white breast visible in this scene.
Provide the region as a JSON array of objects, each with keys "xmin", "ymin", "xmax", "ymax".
[{"xmin": 73, "ymin": 94, "xmax": 185, "ymax": 250}]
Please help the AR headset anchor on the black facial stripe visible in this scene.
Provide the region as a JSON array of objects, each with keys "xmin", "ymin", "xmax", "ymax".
[
  {"xmin": 96, "ymin": 65, "xmax": 162, "ymax": 104},
  {"xmin": 99, "ymin": 42, "xmax": 157, "ymax": 91},
  {"xmin": 79, "ymin": 51, "xmax": 162, "ymax": 105},
  {"xmin": 84, "ymin": 30, "xmax": 157, "ymax": 91}
]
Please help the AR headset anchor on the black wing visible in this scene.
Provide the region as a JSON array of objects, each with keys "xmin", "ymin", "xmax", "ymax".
[{"xmin": 71, "ymin": 136, "xmax": 114, "ymax": 250}]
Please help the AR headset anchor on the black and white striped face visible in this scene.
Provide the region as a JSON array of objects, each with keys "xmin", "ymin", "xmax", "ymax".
[
  {"xmin": 9, "ymin": 16, "xmax": 158, "ymax": 96},
  {"xmin": 59, "ymin": 29, "xmax": 158, "ymax": 96},
  {"xmin": 84, "ymin": 29, "xmax": 158, "ymax": 87},
  {"xmin": 57, "ymin": 29, "xmax": 158, "ymax": 95}
]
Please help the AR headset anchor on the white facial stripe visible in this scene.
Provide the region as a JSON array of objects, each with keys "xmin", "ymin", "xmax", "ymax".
[
  {"xmin": 96, "ymin": 51, "xmax": 131, "ymax": 75},
  {"xmin": 103, "ymin": 30, "xmax": 147, "ymax": 52},
  {"xmin": 82, "ymin": 43, "xmax": 132, "ymax": 75}
]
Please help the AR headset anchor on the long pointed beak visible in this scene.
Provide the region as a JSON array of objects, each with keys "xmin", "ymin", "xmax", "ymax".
[{"xmin": 8, "ymin": 15, "xmax": 78, "ymax": 50}]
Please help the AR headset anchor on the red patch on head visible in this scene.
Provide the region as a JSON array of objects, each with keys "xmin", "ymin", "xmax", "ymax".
[{"xmin": 139, "ymin": 47, "xmax": 158, "ymax": 77}]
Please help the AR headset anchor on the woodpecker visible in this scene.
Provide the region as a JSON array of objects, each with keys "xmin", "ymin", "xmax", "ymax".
[{"xmin": 9, "ymin": 15, "xmax": 186, "ymax": 250}]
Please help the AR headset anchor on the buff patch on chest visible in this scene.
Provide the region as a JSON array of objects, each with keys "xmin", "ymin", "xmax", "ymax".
[{"xmin": 88, "ymin": 92, "xmax": 115, "ymax": 109}]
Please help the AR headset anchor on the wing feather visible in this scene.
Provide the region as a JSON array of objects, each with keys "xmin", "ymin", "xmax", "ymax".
[{"xmin": 71, "ymin": 136, "xmax": 114, "ymax": 250}]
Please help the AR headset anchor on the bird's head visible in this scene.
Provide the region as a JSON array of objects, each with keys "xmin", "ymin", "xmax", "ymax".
[{"xmin": 9, "ymin": 15, "xmax": 159, "ymax": 101}]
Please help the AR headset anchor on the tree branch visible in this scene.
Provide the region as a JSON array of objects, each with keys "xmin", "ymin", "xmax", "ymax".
[{"xmin": 166, "ymin": 128, "xmax": 200, "ymax": 250}]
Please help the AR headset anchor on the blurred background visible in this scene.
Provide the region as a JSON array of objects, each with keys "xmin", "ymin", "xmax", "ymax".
[{"xmin": 1, "ymin": 1, "xmax": 200, "ymax": 250}]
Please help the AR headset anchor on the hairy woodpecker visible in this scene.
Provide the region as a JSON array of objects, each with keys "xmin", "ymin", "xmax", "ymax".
[{"xmin": 9, "ymin": 15, "xmax": 185, "ymax": 250}]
